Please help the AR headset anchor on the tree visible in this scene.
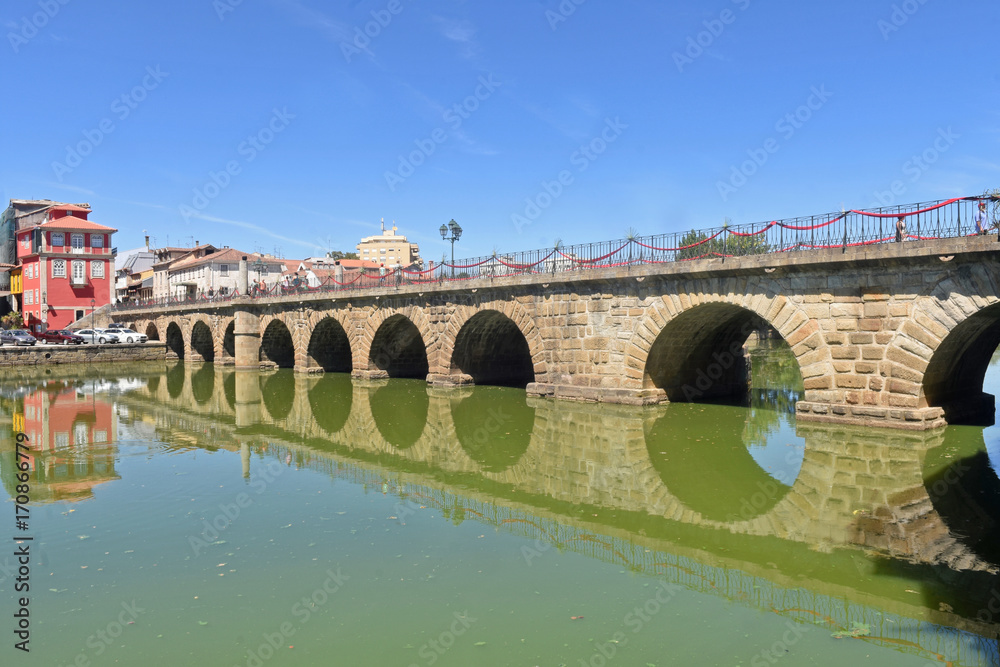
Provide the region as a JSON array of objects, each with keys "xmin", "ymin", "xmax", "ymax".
[
  {"xmin": 1, "ymin": 311, "xmax": 24, "ymax": 330},
  {"xmin": 675, "ymin": 227, "xmax": 769, "ymax": 260},
  {"xmin": 326, "ymin": 250, "xmax": 359, "ymax": 260},
  {"xmin": 984, "ymin": 188, "xmax": 1000, "ymax": 227}
]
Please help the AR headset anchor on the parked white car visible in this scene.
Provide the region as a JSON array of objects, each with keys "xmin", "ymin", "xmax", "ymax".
[
  {"xmin": 74, "ymin": 328, "xmax": 119, "ymax": 344},
  {"xmin": 104, "ymin": 327, "xmax": 146, "ymax": 344}
]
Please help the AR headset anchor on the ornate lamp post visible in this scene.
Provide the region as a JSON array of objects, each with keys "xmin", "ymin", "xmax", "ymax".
[
  {"xmin": 251, "ymin": 258, "xmax": 266, "ymax": 294},
  {"xmin": 90, "ymin": 298, "xmax": 96, "ymax": 327},
  {"xmin": 439, "ymin": 219, "xmax": 462, "ymax": 278}
]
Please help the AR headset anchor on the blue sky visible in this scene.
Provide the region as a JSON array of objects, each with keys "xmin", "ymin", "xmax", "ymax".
[{"xmin": 2, "ymin": 0, "xmax": 998, "ymax": 260}]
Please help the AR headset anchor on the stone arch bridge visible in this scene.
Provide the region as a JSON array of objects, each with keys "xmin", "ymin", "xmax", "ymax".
[{"xmin": 113, "ymin": 237, "xmax": 1000, "ymax": 430}]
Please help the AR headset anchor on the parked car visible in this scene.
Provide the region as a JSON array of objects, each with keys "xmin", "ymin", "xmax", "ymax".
[
  {"xmin": 73, "ymin": 328, "xmax": 120, "ymax": 344},
  {"xmin": 36, "ymin": 329, "xmax": 86, "ymax": 345},
  {"xmin": 0, "ymin": 329, "xmax": 37, "ymax": 346},
  {"xmin": 104, "ymin": 327, "xmax": 147, "ymax": 343}
]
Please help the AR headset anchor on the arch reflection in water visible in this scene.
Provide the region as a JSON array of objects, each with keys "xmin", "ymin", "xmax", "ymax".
[
  {"xmin": 223, "ymin": 372, "xmax": 236, "ymax": 410},
  {"xmin": 190, "ymin": 363, "xmax": 216, "ymax": 405},
  {"xmin": 921, "ymin": 426, "xmax": 1000, "ymax": 567},
  {"xmin": 645, "ymin": 339, "xmax": 806, "ymax": 522},
  {"xmin": 450, "ymin": 386, "xmax": 534, "ymax": 472},
  {"xmin": 166, "ymin": 361, "xmax": 185, "ymax": 399},
  {"xmin": 368, "ymin": 379, "xmax": 429, "ymax": 449},
  {"xmin": 644, "ymin": 403, "xmax": 797, "ymax": 522},
  {"xmin": 261, "ymin": 370, "xmax": 295, "ymax": 421},
  {"xmin": 308, "ymin": 373, "xmax": 352, "ymax": 434},
  {"xmin": 98, "ymin": 363, "xmax": 1000, "ymax": 664}
]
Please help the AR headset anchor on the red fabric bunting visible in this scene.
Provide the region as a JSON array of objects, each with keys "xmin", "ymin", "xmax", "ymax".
[
  {"xmin": 850, "ymin": 198, "xmax": 962, "ymax": 218},
  {"xmin": 776, "ymin": 212, "xmax": 847, "ymax": 231}
]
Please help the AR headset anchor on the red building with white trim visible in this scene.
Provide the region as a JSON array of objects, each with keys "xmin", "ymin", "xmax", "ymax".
[{"xmin": 16, "ymin": 205, "xmax": 116, "ymax": 332}]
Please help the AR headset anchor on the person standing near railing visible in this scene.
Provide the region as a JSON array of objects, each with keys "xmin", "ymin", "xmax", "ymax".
[
  {"xmin": 975, "ymin": 200, "xmax": 992, "ymax": 235},
  {"xmin": 895, "ymin": 215, "xmax": 906, "ymax": 242}
]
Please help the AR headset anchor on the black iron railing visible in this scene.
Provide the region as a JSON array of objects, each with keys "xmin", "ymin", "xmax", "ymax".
[{"xmin": 113, "ymin": 195, "xmax": 997, "ymax": 312}]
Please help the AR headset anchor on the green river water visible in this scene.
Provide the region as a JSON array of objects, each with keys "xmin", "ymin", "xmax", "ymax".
[{"xmin": 1, "ymin": 343, "xmax": 999, "ymax": 666}]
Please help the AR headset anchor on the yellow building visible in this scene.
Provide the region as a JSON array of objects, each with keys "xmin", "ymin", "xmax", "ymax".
[{"xmin": 356, "ymin": 220, "xmax": 421, "ymax": 268}]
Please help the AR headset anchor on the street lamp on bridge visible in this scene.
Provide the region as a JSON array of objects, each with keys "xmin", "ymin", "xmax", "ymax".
[
  {"xmin": 439, "ymin": 219, "xmax": 462, "ymax": 278},
  {"xmin": 251, "ymin": 257, "xmax": 266, "ymax": 293}
]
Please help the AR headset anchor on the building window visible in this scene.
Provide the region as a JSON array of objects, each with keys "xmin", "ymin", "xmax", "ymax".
[
  {"xmin": 71, "ymin": 234, "xmax": 84, "ymax": 250},
  {"xmin": 25, "ymin": 290, "xmax": 32, "ymax": 305},
  {"xmin": 91, "ymin": 234, "xmax": 104, "ymax": 248},
  {"xmin": 51, "ymin": 232, "xmax": 64, "ymax": 246},
  {"xmin": 220, "ymin": 264, "xmax": 229, "ymax": 276},
  {"xmin": 52, "ymin": 259, "xmax": 66, "ymax": 277},
  {"xmin": 34, "ymin": 289, "xmax": 38, "ymax": 304},
  {"xmin": 91, "ymin": 261, "xmax": 104, "ymax": 278},
  {"xmin": 72, "ymin": 261, "xmax": 85, "ymax": 283}
]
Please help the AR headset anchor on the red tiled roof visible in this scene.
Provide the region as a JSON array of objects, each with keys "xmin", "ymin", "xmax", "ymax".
[
  {"xmin": 39, "ymin": 216, "xmax": 116, "ymax": 232},
  {"xmin": 170, "ymin": 249, "xmax": 283, "ymax": 271},
  {"xmin": 332, "ymin": 259, "xmax": 381, "ymax": 270}
]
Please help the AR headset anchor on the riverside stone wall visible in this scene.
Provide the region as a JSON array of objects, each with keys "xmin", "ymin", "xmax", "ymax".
[{"xmin": 0, "ymin": 342, "xmax": 166, "ymax": 367}]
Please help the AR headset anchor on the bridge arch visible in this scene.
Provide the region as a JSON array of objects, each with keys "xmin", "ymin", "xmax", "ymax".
[
  {"xmin": 222, "ymin": 320, "xmax": 235, "ymax": 360},
  {"xmin": 143, "ymin": 321, "xmax": 160, "ymax": 342},
  {"xmin": 630, "ymin": 282, "xmax": 812, "ymax": 403},
  {"xmin": 891, "ymin": 267, "xmax": 1000, "ymax": 424},
  {"xmin": 307, "ymin": 315, "xmax": 352, "ymax": 373},
  {"xmin": 440, "ymin": 303, "xmax": 543, "ymax": 388},
  {"xmin": 190, "ymin": 320, "xmax": 216, "ymax": 362},
  {"xmin": 259, "ymin": 317, "xmax": 296, "ymax": 368},
  {"xmin": 363, "ymin": 310, "xmax": 431, "ymax": 379},
  {"xmin": 165, "ymin": 321, "xmax": 185, "ymax": 359}
]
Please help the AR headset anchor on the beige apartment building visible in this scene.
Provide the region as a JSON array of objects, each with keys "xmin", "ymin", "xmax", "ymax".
[{"xmin": 356, "ymin": 221, "xmax": 421, "ymax": 268}]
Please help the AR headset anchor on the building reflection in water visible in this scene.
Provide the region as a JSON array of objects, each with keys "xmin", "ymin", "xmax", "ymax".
[
  {"xmin": 1, "ymin": 379, "xmax": 120, "ymax": 503},
  {"xmin": 6, "ymin": 356, "xmax": 999, "ymax": 666}
]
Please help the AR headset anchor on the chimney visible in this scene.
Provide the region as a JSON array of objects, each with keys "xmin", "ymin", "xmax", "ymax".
[{"xmin": 144, "ymin": 235, "xmax": 149, "ymax": 249}]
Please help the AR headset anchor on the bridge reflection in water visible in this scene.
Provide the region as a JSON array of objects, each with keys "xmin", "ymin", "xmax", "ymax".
[{"xmin": 96, "ymin": 352, "xmax": 1000, "ymax": 667}]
